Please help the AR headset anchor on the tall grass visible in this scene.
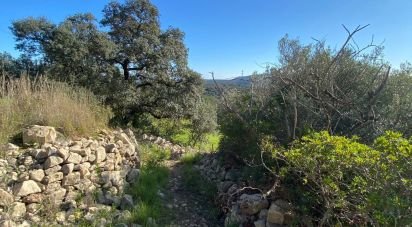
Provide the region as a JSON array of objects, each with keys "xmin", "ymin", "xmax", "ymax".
[{"xmin": 0, "ymin": 75, "xmax": 111, "ymax": 143}]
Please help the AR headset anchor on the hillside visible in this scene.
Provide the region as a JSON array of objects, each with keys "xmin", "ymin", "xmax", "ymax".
[
  {"xmin": 204, "ymin": 76, "xmax": 251, "ymax": 96},
  {"xmin": 204, "ymin": 76, "xmax": 251, "ymax": 87}
]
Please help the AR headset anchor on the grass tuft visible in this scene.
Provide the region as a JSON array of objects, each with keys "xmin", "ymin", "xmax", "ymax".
[
  {"xmin": 180, "ymin": 151, "xmax": 202, "ymax": 165},
  {"xmin": 126, "ymin": 144, "xmax": 170, "ymax": 225},
  {"xmin": 0, "ymin": 75, "xmax": 111, "ymax": 143}
]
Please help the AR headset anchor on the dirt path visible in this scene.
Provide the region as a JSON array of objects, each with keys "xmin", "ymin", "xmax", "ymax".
[{"xmin": 160, "ymin": 160, "xmax": 222, "ymax": 227}]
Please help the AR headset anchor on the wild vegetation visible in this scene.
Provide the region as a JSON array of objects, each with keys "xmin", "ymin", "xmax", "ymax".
[
  {"xmin": 0, "ymin": 75, "xmax": 111, "ymax": 144},
  {"xmin": 216, "ymin": 26, "xmax": 412, "ymax": 225},
  {"xmin": 0, "ymin": 0, "xmax": 411, "ymax": 226}
]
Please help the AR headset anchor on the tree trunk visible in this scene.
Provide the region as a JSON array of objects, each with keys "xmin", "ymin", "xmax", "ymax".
[{"xmin": 122, "ymin": 59, "xmax": 130, "ymax": 80}]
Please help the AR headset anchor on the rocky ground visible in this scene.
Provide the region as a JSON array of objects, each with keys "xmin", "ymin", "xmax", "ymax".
[
  {"xmin": 0, "ymin": 125, "xmax": 141, "ymax": 226},
  {"xmin": 0, "ymin": 126, "xmax": 295, "ymax": 227},
  {"xmin": 162, "ymin": 160, "xmax": 222, "ymax": 227}
]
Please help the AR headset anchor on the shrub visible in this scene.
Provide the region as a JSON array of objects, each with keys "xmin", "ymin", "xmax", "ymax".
[
  {"xmin": 138, "ymin": 113, "xmax": 220, "ymax": 151},
  {"xmin": 0, "ymin": 75, "xmax": 111, "ymax": 143},
  {"xmin": 265, "ymin": 131, "xmax": 412, "ymax": 226}
]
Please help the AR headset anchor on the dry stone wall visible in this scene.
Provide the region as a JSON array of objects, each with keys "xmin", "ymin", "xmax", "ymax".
[
  {"xmin": 195, "ymin": 154, "xmax": 296, "ymax": 227},
  {"xmin": 0, "ymin": 125, "xmax": 141, "ymax": 226}
]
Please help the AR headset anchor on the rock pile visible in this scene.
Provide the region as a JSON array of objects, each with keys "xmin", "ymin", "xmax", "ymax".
[
  {"xmin": 0, "ymin": 125, "xmax": 141, "ymax": 226},
  {"xmin": 142, "ymin": 134, "xmax": 191, "ymax": 158},
  {"xmin": 196, "ymin": 154, "xmax": 295, "ymax": 227}
]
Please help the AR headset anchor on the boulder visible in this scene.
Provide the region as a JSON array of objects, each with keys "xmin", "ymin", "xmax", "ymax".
[
  {"xmin": 238, "ymin": 193, "xmax": 269, "ymax": 215},
  {"xmin": 62, "ymin": 163, "xmax": 74, "ymax": 175},
  {"xmin": 126, "ymin": 169, "xmax": 140, "ymax": 183},
  {"xmin": 70, "ymin": 146, "xmax": 90, "ymax": 157},
  {"xmin": 29, "ymin": 169, "xmax": 45, "ymax": 182},
  {"xmin": 13, "ymin": 180, "xmax": 42, "ymax": 196},
  {"xmin": 44, "ymin": 165, "xmax": 61, "ymax": 175},
  {"xmin": 57, "ymin": 148, "xmax": 70, "ymax": 160},
  {"xmin": 267, "ymin": 203, "xmax": 284, "ymax": 225},
  {"xmin": 120, "ymin": 194, "xmax": 134, "ymax": 210},
  {"xmin": 10, "ymin": 202, "xmax": 26, "ymax": 218},
  {"xmin": 0, "ymin": 143, "xmax": 19, "ymax": 152},
  {"xmin": 254, "ymin": 219, "xmax": 266, "ymax": 227},
  {"xmin": 62, "ymin": 172, "xmax": 81, "ymax": 186},
  {"xmin": 46, "ymin": 188, "xmax": 67, "ymax": 204},
  {"xmin": 22, "ymin": 193, "xmax": 44, "ymax": 204},
  {"xmin": 95, "ymin": 147, "xmax": 107, "ymax": 163},
  {"xmin": 66, "ymin": 152, "xmax": 82, "ymax": 164},
  {"xmin": 26, "ymin": 203, "xmax": 41, "ymax": 213},
  {"xmin": 0, "ymin": 188, "xmax": 14, "ymax": 207},
  {"xmin": 43, "ymin": 172, "xmax": 63, "ymax": 184},
  {"xmin": 44, "ymin": 156, "xmax": 63, "ymax": 169},
  {"xmin": 0, "ymin": 220, "xmax": 16, "ymax": 227},
  {"xmin": 22, "ymin": 125, "xmax": 56, "ymax": 145},
  {"xmin": 101, "ymin": 171, "xmax": 123, "ymax": 187}
]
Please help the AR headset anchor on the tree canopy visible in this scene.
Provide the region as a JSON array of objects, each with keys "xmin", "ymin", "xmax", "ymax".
[{"xmin": 10, "ymin": 0, "xmax": 202, "ymax": 124}]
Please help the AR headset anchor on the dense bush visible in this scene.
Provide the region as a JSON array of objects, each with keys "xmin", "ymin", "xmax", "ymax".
[
  {"xmin": 0, "ymin": 75, "xmax": 111, "ymax": 143},
  {"xmin": 263, "ymin": 131, "xmax": 412, "ymax": 226},
  {"xmin": 218, "ymin": 32, "xmax": 412, "ymax": 164}
]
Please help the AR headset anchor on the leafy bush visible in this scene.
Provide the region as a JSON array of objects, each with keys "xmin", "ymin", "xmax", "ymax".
[
  {"xmin": 138, "ymin": 109, "xmax": 220, "ymax": 151},
  {"xmin": 0, "ymin": 75, "xmax": 111, "ymax": 143},
  {"xmin": 217, "ymin": 31, "xmax": 412, "ymax": 165},
  {"xmin": 265, "ymin": 131, "xmax": 412, "ymax": 226}
]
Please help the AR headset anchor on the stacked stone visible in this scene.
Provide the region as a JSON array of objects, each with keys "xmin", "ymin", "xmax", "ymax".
[
  {"xmin": 142, "ymin": 134, "xmax": 190, "ymax": 157},
  {"xmin": 0, "ymin": 126, "xmax": 141, "ymax": 226},
  {"xmin": 196, "ymin": 154, "xmax": 295, "ymax": 227}
]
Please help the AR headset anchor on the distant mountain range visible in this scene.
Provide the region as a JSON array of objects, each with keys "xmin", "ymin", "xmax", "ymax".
[
  {"xmin": 204, "ymin": 76, "xmax": 251, "ymax": 88},
  {"xmin": 203, "ymin": 76, "xmax": 251, "ymax": 96}
]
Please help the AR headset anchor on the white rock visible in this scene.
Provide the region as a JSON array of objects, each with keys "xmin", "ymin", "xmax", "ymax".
[
  {"xmin": 0, "ymin": 188, "xmax": 14, "ymax": 207},
  {"xmin": 13, "ymin": 180, "xmax": 42, "ymax": 196},
  {"xmin": 62, "ymin": 172, "xmax": 81, "ymax": 186},
  {"xmin": 22, "ymin": 125, "xmax": 56, "ymax": 145},
  {"xmin": 29, "ymin": 169, "xmax": 45, "ymax": 182},
  {"xmin": 66, "ymin": 152, "xmax": 82, "ymax": 164},
  {"xmin": 44, "ymin": 156, "xmax": 63, "ymax": 169},
  {"xmin": 10, "ymin": 202, "xmax": 26, "ymax": 218},
  {"xmin": 62, "ymin": 163, "xmax": 74, "ymax": 175},
  {"xmin": 95, "ymin": 147, "xmax": 107, "ymax": 163}
]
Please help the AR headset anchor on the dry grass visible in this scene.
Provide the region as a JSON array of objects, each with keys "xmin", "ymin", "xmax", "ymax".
[{"xmin": 0, "ymin": 75, "xmax": 112, "ymax": 143}]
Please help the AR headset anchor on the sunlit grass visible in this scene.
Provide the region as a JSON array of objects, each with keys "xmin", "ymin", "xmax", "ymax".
[
  {"xmin": 126, "ymin": 143, "xmax": 170, "ymax": 225},
  {"xmin": 0, "ymin": 75, "xmax": 111, "ymax": 143}
]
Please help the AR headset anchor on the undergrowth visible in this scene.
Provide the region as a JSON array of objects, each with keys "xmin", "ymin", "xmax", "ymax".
[
  {"xmin": 144, "ymin": 117, "xmax": 221, "ymax": 151},
  {"xmin": 0, "ymin": 75, "xmax": 111, "ymax": 143},
  {"xmin": 126, "ymin": 143, "xmax": 170, "ymax": 226}
]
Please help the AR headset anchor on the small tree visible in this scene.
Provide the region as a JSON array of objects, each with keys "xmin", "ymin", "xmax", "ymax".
[{"xmin": 189, "ymin": 97, "xmax": 218, "ymax": 145}]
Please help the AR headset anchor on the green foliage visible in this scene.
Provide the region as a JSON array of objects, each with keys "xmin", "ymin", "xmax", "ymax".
[
  {"xmin": 378, "ymin": 62, "xmax": 412, "ymax": 137},
  {"xmin": 265, "ymin": 131, "xmax": 412, "ymax": 226},
  {"xmin": 218, "ymin": 33, "xmax": 412, "ymax": 166},
  {"xmin": 189, "ymin": 97, "xmax": 218, "ymax": 145},
  {"xmin": 128, "ymin": 164, "xmax": 169, "ymax": 225},
  {"xmin": 10, "ymin": 0, "xmax": 203, "ymax": 125},
  {"xmin": 127, "ymin": 144, "xmax": 170, "ymax": 225},
  {"xmin": 139, "ymin": 113, "xmax": 220, "ymax": 151},
  {"xmin": 180, "ymin": 151, "xmax": 202, "ymax": 165},
  {"xmin": 140, "ymin": 143, "xmax": 171, "ymax": 165}
]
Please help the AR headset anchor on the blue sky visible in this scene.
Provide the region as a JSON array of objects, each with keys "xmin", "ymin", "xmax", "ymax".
[{"xmin": 1, "ymin": 0, "xmax": 411, "ymax": 79}]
